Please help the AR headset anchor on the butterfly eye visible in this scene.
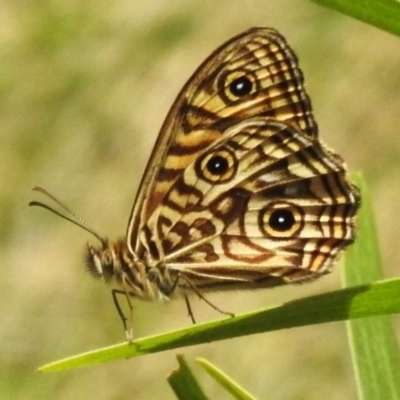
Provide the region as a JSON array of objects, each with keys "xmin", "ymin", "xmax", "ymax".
[
  {"xmin": 197, "ymin": 148, "xmax": 237, "ymax": 183},
  {"xmin": 259, "ymin": 202, "xmax": 304, "ymax": 238},
  {"xmin": 219, "ymin": 70, "xmax": 258, "ymax": 103}
]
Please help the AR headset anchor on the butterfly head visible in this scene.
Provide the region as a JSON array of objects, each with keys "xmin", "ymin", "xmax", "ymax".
[
  {"xmin": 85, "ymin": 237, "xmax": 133, "ymax": 284},
  {"xmin": 85, "ymin": 240, "xmax": 116, "ymax": 282}
]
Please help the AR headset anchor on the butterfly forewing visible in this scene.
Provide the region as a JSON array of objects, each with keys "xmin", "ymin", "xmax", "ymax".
[{"xmin": 128, "ymin": 27, "xmax": 319, "ymax": 253}]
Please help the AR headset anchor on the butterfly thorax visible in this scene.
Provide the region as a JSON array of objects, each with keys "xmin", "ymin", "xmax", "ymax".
[{"xmin": 85, "ymin": 238, "xmax": 177, "ymax": 302}]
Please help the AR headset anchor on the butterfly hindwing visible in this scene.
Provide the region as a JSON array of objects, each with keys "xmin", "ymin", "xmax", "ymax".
[{"xmin": 138, "ymin": 118, "xmax": 358, "ymax": 290}]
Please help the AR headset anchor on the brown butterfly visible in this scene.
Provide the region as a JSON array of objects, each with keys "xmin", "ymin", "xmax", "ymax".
[{"xmin": 31, "ymin": 27, "xmax": 360, "ymax": 338}]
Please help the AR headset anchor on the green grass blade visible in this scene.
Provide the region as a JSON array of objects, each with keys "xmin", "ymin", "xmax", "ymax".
[
  {"xmin": 311, "ymin": 0, "xmax": 400, "ymax": 36},
  {"xmin": 197, "ymin": 358, "xmax": 258, "ymax": 400},
  {"xmin": 345, "ymin": 174, "xmax": 384, "ymax": 282},
  {"xmin": 344, "ymin": 174, "xmax": 400, "ymax": 400},
  {"xmin": 38, "ymin": 277, "xmax": 400, "ymax": 372},
  {"xmin": 168, "ymin": 355, "xmax": 210, "ymax": 400}
]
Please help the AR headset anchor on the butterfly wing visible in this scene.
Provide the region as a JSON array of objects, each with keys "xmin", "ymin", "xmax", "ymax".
[
  {"xmin": 139, "ymin": 118, "xmax": 359, "ymax": 290},
  {"xmin": 128, "ymin": 28, "xmax": 318, "ymax": 253}
]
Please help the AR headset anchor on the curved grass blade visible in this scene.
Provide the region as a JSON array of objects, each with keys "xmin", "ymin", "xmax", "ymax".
[
  {"xmin": 38, "ymin": 276, "xmax": 400, "ymax": 372},
  {"xmin": 310, "ymin": 0, "xmax": 400, "ymax": 36},
  {"xmin": 343, "ymin": 174, "xmax": 400, "ymax": 400},
  {"xmin": 197, "ymin": 358, "xmax": 258, "ymax": 400},
  {"xmin": 168, "ymin": 355, "xmax": 210, "ymax": 400}
]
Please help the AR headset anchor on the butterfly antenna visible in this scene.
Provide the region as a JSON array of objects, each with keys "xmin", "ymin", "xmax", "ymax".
[{"xmin": 29, "ymin": 186, "xmax": 107, "ymax": 246}]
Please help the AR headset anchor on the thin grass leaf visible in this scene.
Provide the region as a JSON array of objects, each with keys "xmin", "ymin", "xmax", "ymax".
[
  {"xmin": 38, "ymin": 276, "xmax": 400, "ymax": 372},
  {"xmin": 343, "ymin": 173, "xmax": 400, "ymax": 400},
  {"xmin": 168, "ymin": 355, "xmax": 210, "ymax": 400},
  {"xmin": 311, "ymin": 0, "xmax": 400, "ymax": 36},
  {"xmin": 197, "ymin": 358, "xmax": 258, "ymax": 400}
]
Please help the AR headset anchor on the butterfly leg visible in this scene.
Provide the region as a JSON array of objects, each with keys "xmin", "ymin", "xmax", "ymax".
[
  {"xmin": 179, "ymin": 275, "xmax": 235, "ymax": 319},
  {"xmin": 160, "ymin": 272, "xmax": 197, "ymax": 324},
  {"xmin": 184, "ymin": 294, "xmax": 196, "ymax": 324},
  {"xmin": 111, "ymin": 289, "xmax": 134, "ymax": 342}
]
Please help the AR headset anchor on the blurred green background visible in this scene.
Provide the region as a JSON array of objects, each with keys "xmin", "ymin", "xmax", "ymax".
[{"xmin": 1, "ymin": 1, "xmax": 400, "ymax": 399}]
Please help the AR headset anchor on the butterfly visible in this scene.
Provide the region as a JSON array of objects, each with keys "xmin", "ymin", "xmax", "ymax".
[{"xmin": 31, "ymin": 27, "xmax": 360, "ymax": 338}]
